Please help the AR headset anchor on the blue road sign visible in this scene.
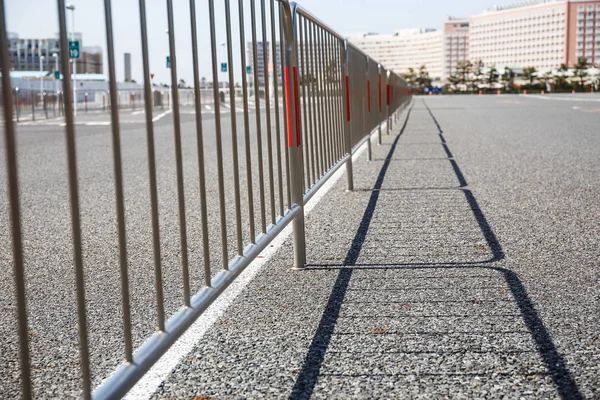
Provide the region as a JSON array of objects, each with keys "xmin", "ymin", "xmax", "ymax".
[
  {"xmin": 166, "ymin": 56, "xmax": 171, "ymax": 69},
  {"xmin": 221, "ymin": 63, "xmax": 227, "ymax": 73},
  {"xmin": 246, "ymin": 65, "xmax": 252, "ymax": 74}
]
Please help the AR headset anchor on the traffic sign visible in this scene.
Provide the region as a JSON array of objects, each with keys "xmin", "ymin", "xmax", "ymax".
[
  {"xmin": 166, "ymin": 56, "xmax": 171, "ymax": 69},
  {"xmin": 221, "ymin": 62, "xmax": 227, "ymax": 73},
  {"xmin": 54, "ymin": 70, "xmax": 60, "ymax": 79},
  {"xmin": 246, "ymin": 65, "xmax": 252, "ymax": 74},
  {"xmin": 69, "ymin": 41, "xmax": 80, "ymax": 59}
]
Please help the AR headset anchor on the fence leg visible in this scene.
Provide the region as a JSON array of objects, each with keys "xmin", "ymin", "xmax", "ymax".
[
  {"xmin": 378, "ymin": 123, "xmax": 382, "ymax": 145},
  {"xmin": 280, "ymin": 0, "xmax": 306, "ymax": 269},
  {"xmin": 15, "ymin": 91, "xmax": 19, "ymax": 122},
  {"xmin": 31, "ymin": 93, "xmax": 35, "ymax": 121},
  {"xmin": 367, "ymin": 132, "xmax": 372, "ymax": 161},
  {"xmin": 342, "ymin": 39, "xmax": 353, "ymax": 190}
]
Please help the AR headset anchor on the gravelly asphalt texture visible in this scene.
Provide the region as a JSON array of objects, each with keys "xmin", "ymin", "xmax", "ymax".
[
  {"xmin": 2, "ymin": 95, "xmax": 599, "ymax": 398},
  {"xmin": 150, "ymin": 96, "xmax": 599, "ymax": 399}
]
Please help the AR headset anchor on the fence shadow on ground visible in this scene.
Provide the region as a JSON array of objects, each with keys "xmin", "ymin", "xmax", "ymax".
[{"xmin": 289, "ymin": 101, "xmax": 581, "ymax": 400}]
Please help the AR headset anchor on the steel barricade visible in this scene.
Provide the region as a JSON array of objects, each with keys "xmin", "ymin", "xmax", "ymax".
[{"xmin": 0, "ymin": 0, "xmax": 411, "ymax": 398}]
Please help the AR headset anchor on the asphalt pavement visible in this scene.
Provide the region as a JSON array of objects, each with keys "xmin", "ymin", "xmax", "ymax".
[{"xmin": 1, "ymin": 94, "xmax": 599, "ymax": 398}]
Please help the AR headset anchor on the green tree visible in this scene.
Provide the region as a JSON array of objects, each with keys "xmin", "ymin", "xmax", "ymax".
[
  {"xmin": 573, "ymin": 57, "xmax": 589, "ymax": 89},
  {"xmin": 538, "ymin": 71, "xmax": 553, "ymax": 91},
  {"xmin": 456, "ymin": 60, "xmax": 472, "ymax": 88},
  {"xmin": 416, "ymin": 64, "xmax": 431, "ymax": 89},
  {"xmin": 402, "ymin": 67, "xmax": 417, "ymax": 87},
  {"xmin": 472, "ymin": 60, "xmax": 485, "ymax": 89},
  {"xmin": 503, "ymin": 67, "xmax": 515, "ymax": 91},
  {"xmin": 522, "ymin": 66, "xmax": 537, "ymax": 86},
  {"xmin": 553, "ymin": 63, "xmax": 569, "ymax": 89},
  {"xmin": 487, "ymin": 66, "xmax": 499, "ymax": 87}
]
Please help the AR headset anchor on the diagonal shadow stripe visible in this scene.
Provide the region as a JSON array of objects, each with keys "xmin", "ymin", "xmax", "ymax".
[{"xmin": 289, "ymin": 104, "xmax": 414, "ymax": 400}]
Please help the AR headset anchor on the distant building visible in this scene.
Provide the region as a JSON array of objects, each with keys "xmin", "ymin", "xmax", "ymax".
[
  {"xmin": 347, "ymin": 29, "xmax": 444, "ymax": 82},
  {"xmin": 442, "ymin": 17, "xmax": 470, "ymax": 81},
  {"xmin": 4, "ymin": 32, "xmax": 103, "ymax": 74},
  {"xmin": 124, "ymin": 52, "xmax": 132, "ymax": 82},
  {"xmin": 246, "ymin": 41, "xmax": 282, "ymax": 85},
  {"xmin": 469, "ymin": 0, "xmax": 600, "ymax": 72}
]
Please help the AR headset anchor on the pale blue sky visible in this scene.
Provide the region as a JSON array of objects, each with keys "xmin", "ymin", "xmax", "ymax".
[{"xmin": 6, "ymin": 0, "xmax": 516, "ymax": 84}]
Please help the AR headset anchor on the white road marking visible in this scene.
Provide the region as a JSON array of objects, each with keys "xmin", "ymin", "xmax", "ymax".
[
  {"xmin": 85, "ymin": 122, "xmax": 110, "ymax": 126},
  {"xmin": 152, "ymin": 109, "xmax": 172, "ymax": 122},
  {"xmin": 132, "ymin": 110, "xmax": 145, "ymax": 115},
  {"xmin": 119, "ymin": 115, "xmax": 391, "ymax": 400},
  {"xmin": 204, "ymin": 105, "xmax": 212, "ymax": 110},
  {"xmin": 526, "ymin": 94, "xmax": 600, "ymax": 102},
  {"xmin": 573, "ymin": 106, "xmax": 581, "ymax": 110}
]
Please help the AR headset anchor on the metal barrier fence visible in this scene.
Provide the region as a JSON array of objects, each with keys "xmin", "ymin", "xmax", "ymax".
[{"xmin": 0, "ymin": 0, "xmax": 410, "ymax": 398}]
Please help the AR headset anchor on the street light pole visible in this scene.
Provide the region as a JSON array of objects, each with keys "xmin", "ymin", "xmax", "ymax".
[
  {"xmin": 40, "ymin": 54, "xmax": 45, "ymax": 109},
  {"xmin": 66, "ymin": 4, "xmax": 77, "ymax": 116}
]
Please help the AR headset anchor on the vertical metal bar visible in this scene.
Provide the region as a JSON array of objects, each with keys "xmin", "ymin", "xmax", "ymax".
[
  {"xmin": 378, "ymin": 65, "xmax": 382, "ymax": 145},
  {"xmin": 316, "ymin": 26, "xmax": 328, "ymax": 171},
  {"xmin": 270, "ymin": 0, "xmax": 284, "ymax": 218},
  {"xmin": 365, "ymin": 56, "xmax": 371, "ymax": 161},
  {"xmin": 138, "ymin": 0, "xmax": 165, "ymax": 331},
  {"xmin": 322, "ymin": 29, "xmax": 333, "ymax": 168},
  {"xmin": 309, "ymin": 22, "xmax": 322, "ymax": 179},
  {"xmin": 260, "ymin": 0, "xmax": 276, "ymax": 225},
  {"xmin": 279, "ymin": 0, "xmax": 306, "ymax": 269},
  {"xmin": 279, "ymin": 5, "xmax": 291, "ymax": 209},
  {"xmin": 238, "ymin": 0, "xmax": 256, "ymax": 244},
  {"xmin": 208, "ymin": 0, "xmax": 229, "ymax": 269},
  {"xmin": 250, "ymin": 0, "xmax": 267, "ymax": 233},
  {"xmin": 303, "ymin": 17, "xmax": 316, "ymax": 186},
  {"xmin": 189, "ymin": 0, "xmax": 211, "ymax": 285},
  {"xmin": 57, "ymin": 0, "xmax": 91, "ymax": 397},
  {"xmin": 298, "ymin": 16, "xmax": 311, "ymax": 190},
  {"xmin": 342, "ymin": 39, "xmax": 353, "ymax": 191},
  {"xmin": 103, "ymin": 0, "xmax": 133, "ymax": 362},
  {"xmin": 332, "ymin": 35, "xmax": 343, "ymax": 161},
  {"xmin": 224, "ymin": 0, "xmax": 243, "ymax": 255},
  {"xmin": 0, "ymin": 2, "xmax": 32, "ymax": 397},
  {"xmin": 166, "ymin": 0, "xmax": 191, "ymax": 304}
]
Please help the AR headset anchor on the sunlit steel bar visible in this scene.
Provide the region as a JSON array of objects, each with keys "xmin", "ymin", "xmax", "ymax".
[
  {"xmin": 270, "ymin": 0, "xmax": 285, "ymax": 218},
  {"xmin": 0, "ymin": 2, "xmax": 32, "ymax": 398},
  {"xmin": 250, "ymin": 0, "xmax": 267, "ymax": 232},
  {"xmin": 342, "ymin": 39, "xmax": 353, "ymax": 190},
  {"xmin": 138, "ymin": 0, "xmax": 166, "ymax": 330},
  {"xmin": 166, "ymin": 0, "xmax": 191, "ymax": 304},
  {"xmin": 316, "ymin": 26, "xmax": 327, "ymax": 171},
  {"xmin": 310, "ymin": 21, "xmax": 323, "ymax": 178},
  {"xmin": 238, "ymin": 0, "xmax": 257, "ymax": 243},
  {"xmin": 208, "ymin": 0, "xmax": 229, "ymax": 269},
  {"xmin": 57, "ymin": 0, "xmax": 92, "ymax": 397},
  {"xmin": 103, "ymin": 0, "xmax": 133, "ymax": 361},
  {"xmin": 188, "ymin": 0, "xmax": 212, "ymax": 286},
  {"xmin": 303, "ymin": 17, "xmax": 317, "ymax": 186},
  {"xmin": 261, "ymin": 0, "xmax": 277, "ymax": 225},
  {"xmin": 298, "ymin": 15, "xmax": 311, "ymax": 189},
  {"xmin": 280, "ymin": 0, "xmax": 306, "ymax": 269},
  {"xmin": 224, "ymin": 0, "xmax": 244, "ymax": 254},
  {"xmin": 279, "ymin": 5, "xmax": 292, "ymax": 209}
]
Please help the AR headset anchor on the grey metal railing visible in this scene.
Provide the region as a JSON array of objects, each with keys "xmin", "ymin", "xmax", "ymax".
[{"xmin": 0, "ymin": 0, "xmax": 410, "ymax": 399}]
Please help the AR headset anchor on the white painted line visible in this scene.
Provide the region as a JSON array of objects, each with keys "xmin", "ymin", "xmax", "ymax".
[
  {"xmin": 115, "ymin": 116, "xmax": 393, "ymax": 400},
  {"xmin": 204, "ymin": 105, "xmax": 212, "ymax": 110},
  {"xmin": 85, "ymin": 122, "xmax": 110, "ymax": 126},
  {"xmin": 152, "ymin": 109, "xmax": 172, "ymax": 122},
  {"xmin": 526, "ymin": 94, "xmax": 600, "ymax": 102},
  {"xmin": 132, "ymin": 110, "xmax": 145, "ymax": 115},
  {"xmin": 573, "ymin": 106, "xmax": 581, "ymax": 110}
]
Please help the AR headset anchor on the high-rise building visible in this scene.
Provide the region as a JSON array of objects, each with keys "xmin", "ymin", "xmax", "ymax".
[
  {"xmin": 469, "ymin": 0, "xmax": 600, "ymax": 72},
  {"xmin": 124, "ymin": 52, "xmax": 132, "ymax": 82},
  {"xmin": 442, "ymin": 17, "xmax": 470, "ymax": 81},
  {"xmin": 347, "ymin": 29, "xmax": 443, "ymax": 81},
  {"xmin": 246, "ymin": 41, "xmax": 282, "ymax": 85}
]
